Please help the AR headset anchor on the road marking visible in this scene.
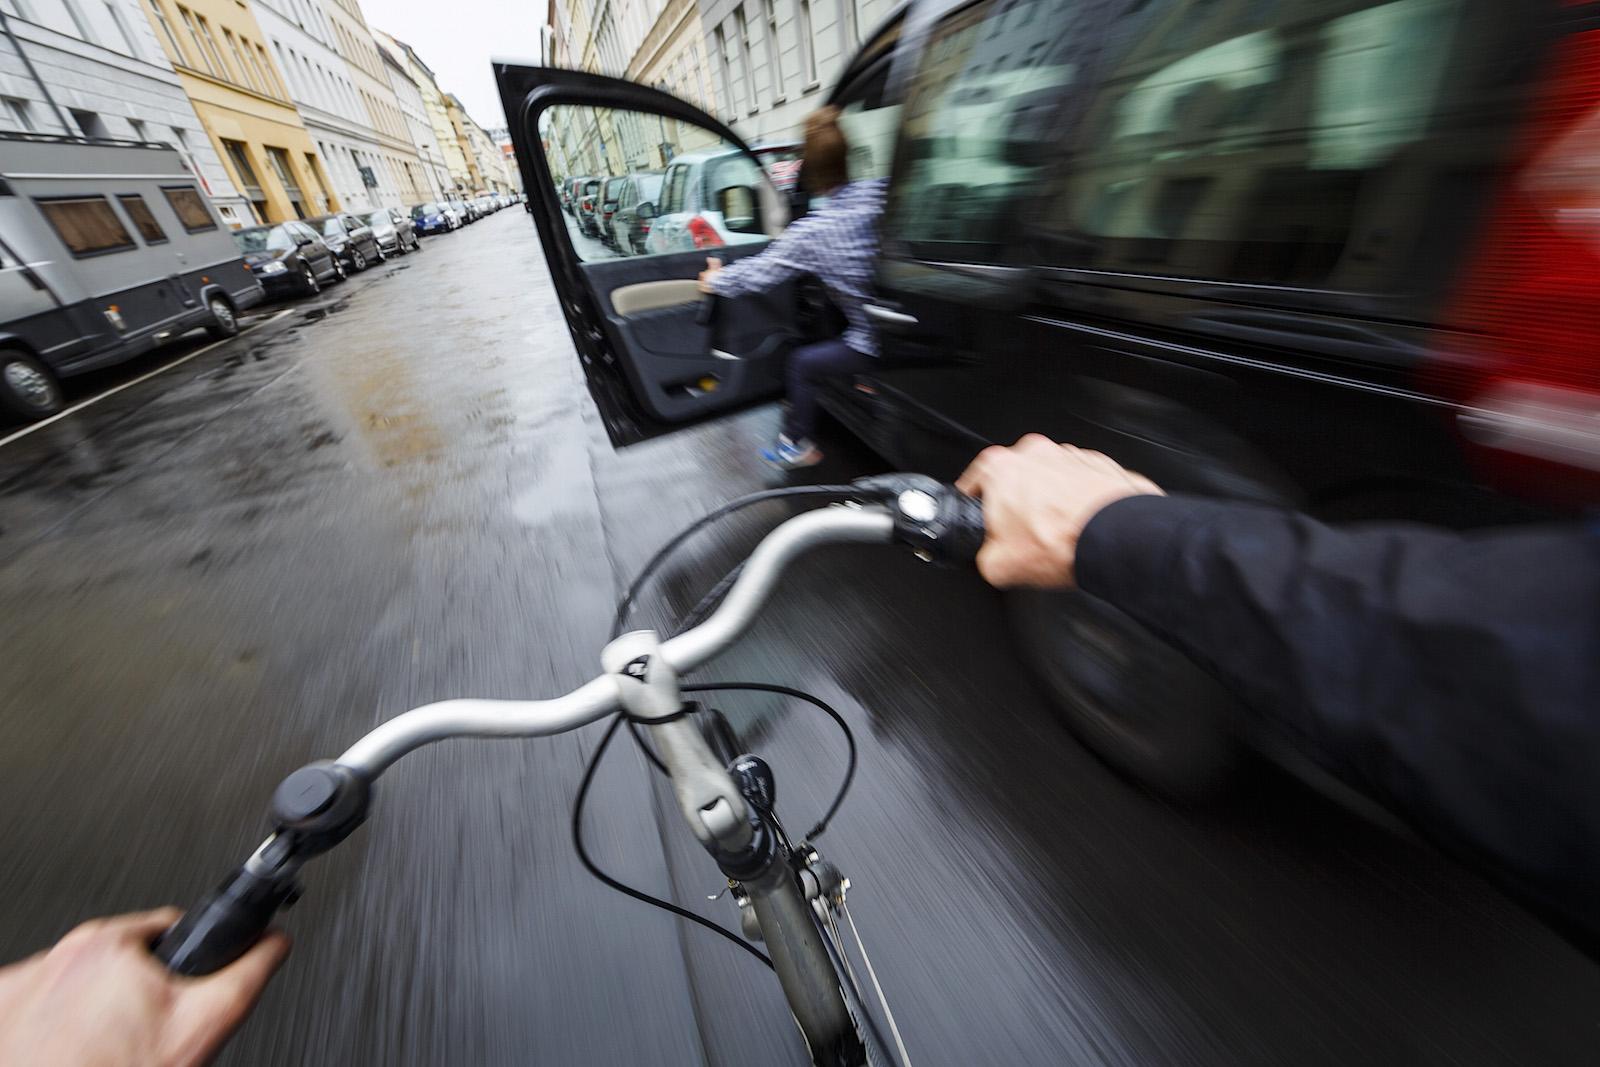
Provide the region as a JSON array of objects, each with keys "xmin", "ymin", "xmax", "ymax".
[{"xmin": 0, "ymin": 308, "xmax": 293, "ymax": 451}]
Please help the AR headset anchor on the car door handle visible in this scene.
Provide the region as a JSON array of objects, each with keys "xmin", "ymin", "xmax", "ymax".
[{"xmin": 864, "ymin": 304, "xmax": 919, "ymax": 327}]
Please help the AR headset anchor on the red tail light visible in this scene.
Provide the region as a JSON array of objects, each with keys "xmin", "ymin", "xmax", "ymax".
[
  {"xmin": 1436, "ymin": 27, "xmax": 1600, "ymax": 506},
  {"xmin": 688, "ymin": 215, "xmax": 724, "ymax": 250}
]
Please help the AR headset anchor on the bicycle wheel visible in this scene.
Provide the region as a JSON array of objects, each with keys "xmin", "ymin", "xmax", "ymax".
[{"xmin": 809, "ymin": 894, "xmax": 900, "ymax": 1067}]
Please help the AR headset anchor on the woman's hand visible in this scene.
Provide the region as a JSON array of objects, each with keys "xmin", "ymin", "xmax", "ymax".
[
  {"xmin": 956, "ymin": 434, "xmax": 1163, "ymax": 588},
  {"xmin": 0, "ymin": 908, "xmax": 289, "ymax": 1067},
  {"xmin": 697, "ymin": 256, "xmax": 723, "ymax": 294}
]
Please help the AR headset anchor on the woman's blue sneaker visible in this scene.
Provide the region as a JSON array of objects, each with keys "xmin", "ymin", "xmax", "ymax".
[{"xmin": 761, "ymin": 435, "xmax": 824, "ymax": 470}]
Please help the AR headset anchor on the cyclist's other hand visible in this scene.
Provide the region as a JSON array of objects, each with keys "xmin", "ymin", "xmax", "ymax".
[
  {"xmin": 0, "ymin": 907, "xmax": 289, "ymax": 1067},
  {"xmin": 956, "ymin": 434, "xmax": 1163, "ymax": 588},
  {"xmin": 698, "ymin": 256, "xmax": 723, "ymax": 294}
]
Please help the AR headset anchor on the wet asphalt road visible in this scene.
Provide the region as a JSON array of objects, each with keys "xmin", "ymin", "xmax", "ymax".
[{"xmin": 2, "ymin": 211, "xmax": 1597, "ymax": 1066}]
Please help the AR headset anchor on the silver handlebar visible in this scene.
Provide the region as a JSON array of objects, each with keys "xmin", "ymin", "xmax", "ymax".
[{"xmin": 335, "ymin": 506, "xmax": 896, "ymax": 778}]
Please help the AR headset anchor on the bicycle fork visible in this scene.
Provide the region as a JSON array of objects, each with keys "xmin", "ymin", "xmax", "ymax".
[{"xmin": 604, "ymin": 631, "xmax": 859, "ymax": 1064}]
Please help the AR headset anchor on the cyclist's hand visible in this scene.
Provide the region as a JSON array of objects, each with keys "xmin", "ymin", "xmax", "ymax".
[
  {"xmin": 0, "ymin": 908, "xmax": 288, "ymax": 1067},
  {"xmin": 698, "ymin": 256, "xmax": 723, "ymax": 294},
  {"xmin": 956, "ymin": 434, "xmax": 1163, "ymax": 588}
]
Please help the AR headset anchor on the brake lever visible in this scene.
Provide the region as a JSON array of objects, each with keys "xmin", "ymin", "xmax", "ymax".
[{"xmin": 851, "ymin": 474, "xmax": 985, "ymax": 566}]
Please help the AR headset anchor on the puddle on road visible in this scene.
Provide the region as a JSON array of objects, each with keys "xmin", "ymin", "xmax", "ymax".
[{"xmin": 300, "ymin": 298, "xmax": 351, "ymax": 323}]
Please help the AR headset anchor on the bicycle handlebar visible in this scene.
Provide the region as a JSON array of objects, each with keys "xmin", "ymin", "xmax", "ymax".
[{"xmin": 153, "ymin": 477, "xmax": 982, "ymax": 975}]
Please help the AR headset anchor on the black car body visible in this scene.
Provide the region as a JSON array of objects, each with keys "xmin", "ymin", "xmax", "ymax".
[
  {"xmin": 497, "ymin": 0, "xmax": 1600, "ymax": 807},
  {"xmin": 233, "ymin": 221, "xmax": 342, "ymax": 297},
  {"xmin": 310, "ymin": 212, "xmax": 382, "ymax": 271},
  {"xmin": 608, "ymin": 172, "xmax": 664, "ymax": 256}
]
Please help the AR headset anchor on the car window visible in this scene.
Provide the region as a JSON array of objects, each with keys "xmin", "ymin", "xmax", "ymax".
[
  {"xmin": 1039, "ymin": 0, "xmax": 1490, "ymax": 295},
  {"xmin": 365, "ymin": 211, "xmax": 388, "ymax": 227},
  {"xmin": 703, "ymin": 152, "xmax": 764, "ymax": 210},
  {"xmin": 320, "ymin": 218, "xmax": 344, "ymax": 236},
  {"xmin": 836, "ymin": 61, "xmax": 900, "ymax": 183},
  {"xmin": 661, "ymin": 165, "xmax": 688, "ymax": 214},
  {"xmin": 881, "ymin": 0, "xmax": 1087, "ymax": 263}
]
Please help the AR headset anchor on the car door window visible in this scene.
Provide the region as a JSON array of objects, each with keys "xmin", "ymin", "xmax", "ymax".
[
  {"xmin": 536, "ymin": 103, "xmax": 780, "ymax": 261},
  {"xmin": 880, "ymin": 0, "xmax": 1089, "ymax": 264},
  {"xmin": 836, "ymin": 55, "xmax": 900, "ymax": 182},
  {"xmin": 1039, "ymin": 0, "xmax": 1488, "ymax": 295}
]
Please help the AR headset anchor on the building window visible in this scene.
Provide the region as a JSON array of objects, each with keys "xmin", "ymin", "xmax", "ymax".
[
  {"xmin": 714, "ymin": 25, "xmax": 740, "ymax": 119},
  {"xmin": 220, "ymin": 139, "xmax": 268, "ymax": 220},
  {"xmin": 116, "ymin": 194, "xmax": 168, "ymax": 243},
  {"xmin": 734, "ymin": 6, "xmax": 758, "ymax": 113},
  {"xmin": 839, "ymin": 0, "xmax": 859, "ymax": 53},
  {"xmin": 763, "ymin": 0, "xmax": 785, "ymax": 100},
  {"xmin": 177, "ymin": 7, "xmax": 214, "ymax": 75},
  {"xmin": 162, "ymin": 185, "xmax": 218, "ymax": 231},
  {"xmin": 105, "ymin": 1, "xmax": 140, "ymax": 57},
  {"xmin": 195, "ymin": 16, "xmax": 233, "ymax": 82},
  {"xmin": 60, "ymin": 0, "xmax": 97, "ymax": 44},
  {"xmin": 37, "ymin": 196, "xmax": 136, "ymax": 257},
  {"xmin": 223, "ymin": 29, "xmax": 260, "ymax": 92},
  {"xmin": 2, "ymin": 97, "xmax": 35, "ymax": 132},
  {"xmin": 266, "ymin": 146, "xmax": 306, "ymax": 218},
  {"xmin": 797, "ymin": 0, "xmax": 817, "ymax": 87},
  {"xmin": 70, "ymin": 109, "xmax": 108, "ymax": 138},
  {"xmin": 128, "ymin": 117, "xmax": 147, "ymax": 141},
  {"xmin": 148, "ymin": 1, "xmax": 186, "ymax": 63},
  {"xmin": 256, "ymin": 43, "xmax": 283, "ymax": 98}
]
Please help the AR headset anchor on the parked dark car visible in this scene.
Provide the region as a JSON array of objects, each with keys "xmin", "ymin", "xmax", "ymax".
[
  {"xmin": 564, "ymin": 176, "xmax": 594, "ymax": 217},
  {"xmin": 365, "ymin": 207, "xmax": 419, "ymax": 255},
  {"xmin": 575, "ymin": 177, "xmax": 603, "ymax": 236},
  {"xmin": 310, "ymin": 212, "xmax": 383, "ymax": 271},
  {"xmin": 410, "ymin": 201, "xmax": 453, "ymax": 235},
  {"xmin": 608, "ymin": 172, "xmax": 664, "ymax": 256},
  {"xmin": 233, "ymin": 221, "xmax": 343, "ymax": 297},
  {"xmin": 500, "ymin": 0, "xmax": 1600, "ymax": 816},
  {"xmin": 597, "ymin": 176, "xmax": 631, "ymax": 250}
]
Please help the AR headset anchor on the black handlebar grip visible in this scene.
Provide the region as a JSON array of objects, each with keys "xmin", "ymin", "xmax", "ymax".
[
  {"xmin": 854, "ymin": 474, "xmax": 986, "ymax": 566},
  {"xmin": 153, "ymin": 866, "xmax": 297, "ymax": 976},
  {"xmin": 936, "ymin": 487, "xmax": 985, "ymax": 565}
]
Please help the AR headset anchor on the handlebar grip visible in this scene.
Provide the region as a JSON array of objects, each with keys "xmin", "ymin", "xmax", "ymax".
[
  {"xmin": 153, "ymin": 866, "xmax": 297, "ymax": 976},
  {"xmin": 853, "ymin": 474, "xmax": 985, "ymax": 565}
]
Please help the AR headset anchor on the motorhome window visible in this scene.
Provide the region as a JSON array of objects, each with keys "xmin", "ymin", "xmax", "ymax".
[
  {"xmin": 116, "ymin": 194, "xmax": 167, "ymax": 244},
  {"xmin": 162, "ymin": 186, "xmax": 217, "ymax": 232},
  {"xmin": 37, "ymin": 196, "xmax": 136, "ymax": 258}
]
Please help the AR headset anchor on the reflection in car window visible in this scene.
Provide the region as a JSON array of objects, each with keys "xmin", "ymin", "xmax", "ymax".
[
  {"xmin": 704, "ymin": 152, "xmax": 763, "ymax": 205},
  {"xmin": 321, "ymin": 218, "xmax": 343, "ymax": 236},
  {"xmin": 233, "ymin": 226, "xmax": 294, "ymax": 252},
  {"xmin": 882, "ymin": 0, "xmax": 1084, "ymax": 262},
  {"xmin": 1042, "ymin": 0, "xmax": 1469, "ymax": 290}
]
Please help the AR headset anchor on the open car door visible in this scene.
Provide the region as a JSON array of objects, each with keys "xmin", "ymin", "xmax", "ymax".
[{"xmin": 494, "ymin": 65, "xmax": 798, "ymax": 448}]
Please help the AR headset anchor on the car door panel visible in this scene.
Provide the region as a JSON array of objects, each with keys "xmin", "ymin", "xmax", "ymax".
[{"xmin": 496, "ymin": 63, "xmax": 797, "ymax": 447}]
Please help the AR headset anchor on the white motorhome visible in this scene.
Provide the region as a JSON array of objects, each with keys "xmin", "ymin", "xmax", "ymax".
[{"xmin": 0, "ymin": 133, "xmax": 263, "ymax": 420}]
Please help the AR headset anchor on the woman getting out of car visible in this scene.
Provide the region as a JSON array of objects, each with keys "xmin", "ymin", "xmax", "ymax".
[{"xmin": 698, "ymin": 106, "xmax": 885, "ymax": 470}]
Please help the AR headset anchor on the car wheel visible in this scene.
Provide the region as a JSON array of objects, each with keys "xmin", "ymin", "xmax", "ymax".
[
  {"xmin": 332, "ymin": 257, "xmax": 347, "ymax": 281},
  {"xmin": 350, "ymin": 248, "xmax": 367, "ymax": 271},
  {"xmin": 1005, "ymin": 587, "xmax": 1246, "ymax": 798},
  {"xmin": 302, "ymin": 264, "xmax": 320, "ymax": 294},
  {"xmin": 0, "ymin": 348, "xmax": 64, "ymax": 420},
  {"xmin": 204, "ymin": 295, "xmax": 239, "ymax": 339}
]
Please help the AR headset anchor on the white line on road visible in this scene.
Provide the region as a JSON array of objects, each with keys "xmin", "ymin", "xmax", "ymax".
[{"xmin": 0, "ymin": 308, "xmax": 294, "ymax": 451}]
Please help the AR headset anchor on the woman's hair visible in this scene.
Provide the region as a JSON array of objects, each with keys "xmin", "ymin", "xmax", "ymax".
[{"xmin": 802, "ymin": 106, "xmax": 850, "ymax": 194}]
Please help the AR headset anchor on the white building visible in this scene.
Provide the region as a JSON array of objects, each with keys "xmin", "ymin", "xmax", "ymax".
[
  {"xmin": 249, "ymin": 0, "xmax": 398, "ymax": 213},
  {"xmin": 697, "ymin": 0, "xmax": 896, "ymax": 144},
  {"xmin": 373, "ymin": 28, "xmax": 448, "ymax": 201},
  {"xmin": 0, "ymin": 0, "xmax": 247, "ymax": 224}
]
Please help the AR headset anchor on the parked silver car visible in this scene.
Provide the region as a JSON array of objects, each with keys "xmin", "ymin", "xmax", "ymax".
[{"xmin": 364, "ymin": 207, "xmax": 421, "ymax": 255}]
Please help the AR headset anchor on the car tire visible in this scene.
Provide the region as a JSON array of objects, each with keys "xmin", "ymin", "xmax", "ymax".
[
  {"xmin": 0, "ymin": 348, "xmax": 64, "ymax": 420},
  {"xmin": 1004, "ymin": 587, "xmax": 1246, "ymax": 798},
  {"xmin": 302, "ymin": 264, "xmax": 320, "ymax": 295},
  {"xmin": 332, "ymin": 257, "xmax": 347, "ymax": 282},
  {"xmin": 373, "ymin": 242, "xmax": 386, "ymax": 263},
  {"xmin": 350, "ymin": 248, "xmax": 367, "ymax": 271},
  {"xmin": 204, "ymin": 295, "xmax": 239, "ymax": 339}
]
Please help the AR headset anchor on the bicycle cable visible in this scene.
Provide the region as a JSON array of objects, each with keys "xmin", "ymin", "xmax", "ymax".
[{"xmin": 572, "ymin": 484, "xmax": 861, "ymax": 971}]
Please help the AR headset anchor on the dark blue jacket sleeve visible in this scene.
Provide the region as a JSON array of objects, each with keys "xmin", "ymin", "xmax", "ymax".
[{"xmin": 1075, "ymin": 495, "xmax": 1600, "ymax": 943}]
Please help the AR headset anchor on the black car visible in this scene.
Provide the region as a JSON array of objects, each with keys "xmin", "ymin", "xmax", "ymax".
[
  {"xmin": 309, "ymin": 212, "xmax": 383, "ymax": 272},
  {"xmin": 608, "ymin": 172, "xmax": 663, "ymax": 256},
  {"xmin": 232, "ymin": 221, "xmax": 343, "ymax": 297},
  {"xmin": 499, "ymin": 0, "xmax": 1599, "ymax": 801}
]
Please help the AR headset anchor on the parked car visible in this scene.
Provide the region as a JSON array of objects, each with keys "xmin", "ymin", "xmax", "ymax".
[
  {"xmin": 564, "ymin": 176, "xmax": 593, "ymax": 217},
  {"xmin": 0, "ymin": 134, "xmax": 263, "ymax": 419},
  {"xmin": 597, "ymin": 176, "xmax": 631, "ymax": 250},
  {"xmin": 608, "ymin": 172, "xmax": 664, "ymax": 256},
  {"xmin": 456, "ymin": 197, "xmax": 480, "ymax": 223},
  {"xmin": 410, "ymin": 201, "xmax": 453, "ymax": 235},
  {"xmin": 475, "ymin": 195, "xmax": 496, "ymax": 216},
  {"xmin": 310, "ymin": 212, "xmax": 383, "ymax": 271},
  {"xmin": 575, "ymin": 178, "xmax": 604, "ymax": 237},
  {"xmin": 365, "ymin": 207, "xmax": 419, "ymax": 255},
  {"xmin": 233, "ymin": 221, "xmax": 343, "ymax": 297},
  {"xmin": 500, "ymin": 0, "xmax": 1600, "ymax": 812},
  {"xmin": 639, "ymin": 149, "xmax": 770, "ymax": 256}
]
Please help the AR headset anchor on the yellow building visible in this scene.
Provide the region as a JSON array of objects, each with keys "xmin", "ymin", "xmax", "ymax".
[{"xmin": 138, "ymin": 0, "xmax": 337, "ymax": 224}]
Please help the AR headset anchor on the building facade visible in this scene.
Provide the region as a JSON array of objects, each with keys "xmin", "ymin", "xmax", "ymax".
[
  {"xmin": 385, "ymin": 36, "xmax": 472, "ymax": 196},
  {"xmin": 696, "ymin": 0, "xmax": 894, "ymax": 143},
  {"xmin": 134, "ymin": 0, "xmax": 333, "ymax": 224},
  {"xmin": 0, "ymin": 0, "xmax": 247, "ymax": 223},
  {"xmin": 318, "ymin": 0, "xmax": 423, "ymax": 209},
  {"xmin": 373, "ymin": 29, "xmax": 448, "ymax": 201}
]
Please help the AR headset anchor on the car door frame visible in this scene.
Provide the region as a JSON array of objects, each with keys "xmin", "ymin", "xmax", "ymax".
[{"xmin": 496, "ymin": 64, "xmax": 800, "ymax": 445}]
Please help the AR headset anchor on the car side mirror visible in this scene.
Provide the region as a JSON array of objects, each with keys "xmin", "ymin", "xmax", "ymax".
[
  {"xmin": 715, "ymin": 185, "xmax": 760, "ymax": 234},
  {"xmin": 636, "ymin": 202, "xmax": 655, "ymax": 221}
]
